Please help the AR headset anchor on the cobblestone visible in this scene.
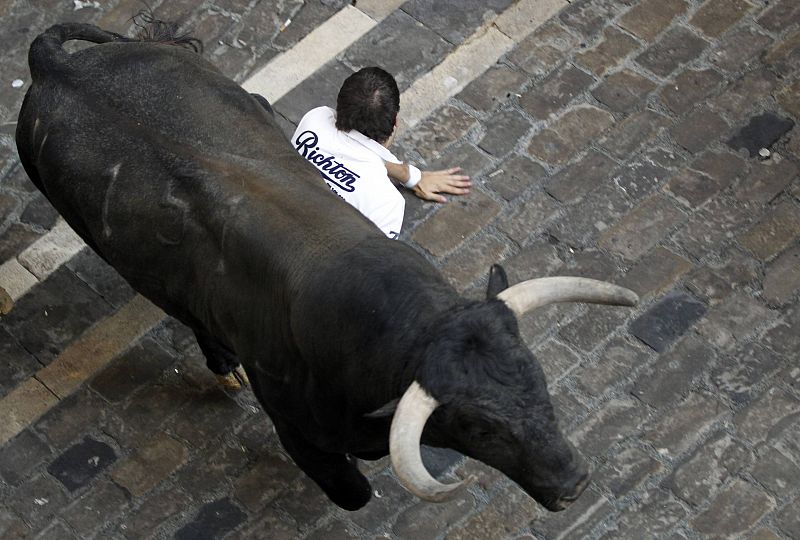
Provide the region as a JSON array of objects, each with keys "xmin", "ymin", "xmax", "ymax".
[
  {"xmin": 520, "ymin": 65, "xmax": 595, "ymax": 120},
  {"xmin": 591, "ymin": 69, "xmax": 656, "ymax": 113},
  {"xmin": 764, "ymin": 246, "xmax": 800, "ymax": 305},
  {"xmin": 595, "ymin": 446, "xmax": 662, "ymax": 498},
  {"xmin": 62, "ymin": 478, "xmax": 129, "ymax": 537},
  {"xmin": 697, "ymin": 293, "xmax": 776, "ymax": 352},
  {"xmin": 546, "ymin": 150, "xmax": 616, "ymax": 203},
  {"xmin": 507, "ymin": 21, "xmax": 580, "ymax": 78},
  {"xmin": 750, "ymin": 446, "xmax": 800, "ymax": 498},
  {"xmin": 574, "ymin": 337, "xmax": 650, "ymax": 397},
  {"xmin": 689, "ymin": 0, "xmax": 753, "ymax": 38},
  {"xmin": 576, "ymin": 26, "xmax": 640, "ymax": 76},
  {"xmin": 601, "ymin": 490, "xmax": 687, "ymax": 540},
  {"xmin": 692, "ymin": 479, "xmax": 774, "ymax": 537},
  {"xmin": 710, "ymin": 26, "xmax": 774, "ymax": 73},
  {"xmin": 710, "ymin": 343, "xmax": 783, "ymax": 404},
  {"xmin": 47, "ymin": 436, "xmax": 116, "ymax": 492},
  {"xmin": 485, "ymin": 155, "xmax": 548, "ymax": 202},
  {"xmin": 776, "ymin": 497, "xmax": 800, "ymax": 538},
  {"xmin": 734, "ymin": 387, "xmax": 800, "ymax": 444},
  {"xmin": 478, "ymin": 109, "xmax": 531, "ymax": 157},
  {"xmin": 570, "ymin": 398, "xmax": 650, "ymax": 456},
  {"xmin": 458, "ymin": 64, "xmax": 528, "ymax": 113},
  {"xmin": 659, "ymin": 68, "xmax": 725, "ymax": 116},
  {"xmin": 599, "ymin": 109, "xmax": 670, "ymax": 161},
  {"xmin": 643, "ymin": 392, "xmax": 727, "ymax": 458},
  {"xmin": 528, "ymin": 105, "xmax": 615, "ymax": 164},
  {"xmin": 671, "ymin": 107, "xmax": 730, "ymax": 154},
  {"xmin": 635, "ymin": 26, "xmax": 709, "ymax": 78},
  {"xmin": 618, "ymin": 0, "xmax": 688, "ymax": 41}
]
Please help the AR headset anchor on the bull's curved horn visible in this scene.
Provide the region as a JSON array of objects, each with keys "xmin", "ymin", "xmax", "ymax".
[
  {"xmin": 390, "ymin": 381, "xmax": 472, "ymax": 501},
  {"xmin": 497, "ymin": 276, "xmax": 639, "ymax": 317}
]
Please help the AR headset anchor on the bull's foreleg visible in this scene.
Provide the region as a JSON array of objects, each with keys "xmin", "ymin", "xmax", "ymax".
[
  {"xmin": 274, "ymin": 421, "xmax": 372, "ymax": 511},
  {"xmin": 193, "ymin": 329, "xmax": 249, "ymax": 390}
]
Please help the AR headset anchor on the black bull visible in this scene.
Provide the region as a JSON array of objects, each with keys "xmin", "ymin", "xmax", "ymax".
[{"xmin": 15, "ymin": 24, "xmax": 638, "ymax": 512}]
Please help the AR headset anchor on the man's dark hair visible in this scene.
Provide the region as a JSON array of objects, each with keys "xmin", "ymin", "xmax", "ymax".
[{"xmin": 336, "ymin": 67, "xmax": 400, "ymax": 143}]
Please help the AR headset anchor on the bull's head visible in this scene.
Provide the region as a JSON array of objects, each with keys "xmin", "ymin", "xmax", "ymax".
[{"xmin": 388, "ymin": 268, "xmax": 638, "ymax": 511}]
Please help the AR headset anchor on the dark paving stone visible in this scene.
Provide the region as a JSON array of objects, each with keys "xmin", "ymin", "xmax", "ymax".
[
  {"xmin": 485, "ymin": 154, "xmax": 547, "ymax": 202},
  {"xmin": 507, "ymin": 21, "xmax": 579, "ymax": 78},
  {"xmin": 534, "ymin": 490, "xmax": 612, "ymax": 539},
  {"xmin": 710, "ymin": 26, "xmax": 773, "ymax": 73},
  {"xmin": 571, "ymin": 398, "xmax": 650, "ymax": 456},
  {"xmin": 659, "ymin": 68, "xmax": 725, "ymax": 116},
  {"xmin": 274, "ymin": 59, "xmax": 352, "ymax": 126},
  {"xmin": 0, "ymin": 266, "xmax": 116, "ymax": 365},
  {"xmin": 776, "ymin": 495, "xmax": 800, "ymax": 538},
  {"xmin": 559, "ymin": 304, "xmax": 630, "ymax": 353},
  {"xmin": 63, "ymin": 479, "xmax": 130, "ymax": 537},
  {"xmin": 8, "ymin": 474, "xmax": 70, "ymax": 530},
  {"xmin": 599, "ymin": 109, "xmax": 671, "ymax": 161},
  {"xmin": 421, "ymin": 446, "xmax": 464, "ymax": 477},
  {"xmin": 477, "ymin": 109, "xmax": 531, "ymax": 157},
  {"xmin": 573, "ymin": 337, "xmax": 650, "ymax": 397},
  {"xmin": 630, "ymin": 290, "xmax": 707, "ymax": 352},
  {"xmin": 671, "ymin": 107, "xmax": 729, "ymax": 154},
  {"xmin": 576, "ymin": 26, "xmax": 640, "ymax": 76},
  {"xmin": 401, "ymin": 0, "xmax": 515, "ymax": 45},
  {"xmin": 596, "ymin": 447, "xmax": 662, "ymax": 498},
  {"xmin": 519, "ymin": 65, "xmax": 595, "ymax": 120},
  {"xmin": 495, "ymin": 192, "xmax": 559, "ymax": 245},
  {"xmin": 692, "ymin": 479, "xmax": 774, "ymax": 537},
  {"xmin": 272, "ymin": 1, "xmax": 340, "ymax": 50},
  {"xmin": 0, "ymin": 326, "xmax": 42, "ymax": 400},
  {"xmin": 549, "ymin": 183, "xmax": 632, "ymax": 248},
  {"xmin": 757, "ymin": 0, "xmax": 800, "ymax": 33},
  {"xmin": 46, "ymin": 436, "xmax": 116, "ymax": 492},
  {"xmin": 0, "ymin": 430, "xmax": 52, "ymax": 486},
  {"xmin": 750, "ymin": 446, "xmax": 800, "ymax": 497},
  {"xmin": 174, "ymin": 497, "xmax": 247, "ymax": 540},
  {"xmin": 635, "ymin": 26, "xmax": 709, "ymax": 78},
  {"xmin": 528, "ymin": 105, "xmax": 615, "ymax": 165},
  {"xmin": 546, "ymin": 150, "xmax": 616, "ymax": 204},
  {"xmin": 618, "ymin": 0, "xmax": 688, "ymax": 41},
  {"xmin": 115, "ymin": 486, "xmax": 192, "ymax": 539},
  {"xmin": 689, "ymin": 0, "xmax": 752, "ymax": 38},
  {"xmin": 349, "ymin": 474, "xmax": 413, "ymax": 531},
  {"xmin": 393, "ymin": 492, "xmax": 475, "ymax": 539},
  {"xmin": 0, "ymin": 191, "xmax": 16, "ymax": 222},
  {"xmin": 398, "ymin": 104, "xmax": 476, "ymax": 164},
  {"xmin": 19, "ymin": 193, "xmax": 59, "ymax": 230},
  {"xmin": 591, "ymin": 69, "xmax": 656, "ymax": 113},
  {"xmin": 534, "ymin": 338, "xmax": 581, "ymax": 382},
  {"xmin": 710, "ymin": 343, "xmax": 782, "ymax": 405},
  {"xmin": 726, "ymin": 112, "xmax": 795, "ymax": 157},
  {"xmin": 89, "ymin": 337, "xmax": 176, "ymax": 403},
  {"xmin": 343, "ymin": 9, "xmax": 453, "ymax": 92},
  {"xmin": 558, "ymin": 0, "xmax": 623, "ymax": 38},
  {"xmin": 457, "ymin": 64, "xmax": 528, "ymax": 113},
  {"xmin": 66, "ymin": 248, "xmax": 136, "ymax": 309},
  {"xmin": 602, "ymin": 491, "xmax": 687, "ymax": 539},
  {"xmin": 0, "ymin": 222, "xmax": 42, "ymax": 262}
]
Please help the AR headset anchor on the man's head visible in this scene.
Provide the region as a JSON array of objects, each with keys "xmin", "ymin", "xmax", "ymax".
[{"xmin": 336, "ymin": 67, "xmax": 400, "ymax": 144}]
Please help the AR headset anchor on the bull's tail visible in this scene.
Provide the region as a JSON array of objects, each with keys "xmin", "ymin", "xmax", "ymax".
[{"xmin": 28, "ymin": 14, "xmax": 201, "ymax": 82}]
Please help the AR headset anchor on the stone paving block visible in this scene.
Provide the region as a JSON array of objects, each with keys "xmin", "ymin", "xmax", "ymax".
[
  {"xmin": 533, "ymin": 489, "xmax": 612, "ymax": 539},
  {"xmin": 412, "ymin": 189, "xmax": 500, "ymax": 257},
  {"xmin": 763, "ymin": 245, "xmax": 800, "ymax": 305},
  {"xmin": 776, "ymin": 496, "xmax": 800, "ymax": 538},
  {"xmin": 629, "ymin": 290, "xmax": 707, "ymax": 353},
  {"xmin": 778, "ymin": 80, "xmax": 800, "ymax": 119},
  {"xmin": 46, "ymin": 436, "xmax": 116, "ymax": 492},
  {"xmin": 619, "ymin": 247, "xmax": 692, "ymax": 299},
  {"xmin": 689, "ymin": 0, "xmax": 753, "ymax": 38},
  {"xmin": 558, "ymin": 0, "xmax": 622, "ymax": 38},
  {"xmin": 528, "ymin": 105, "xmax": 615, "ymax": 165},
  {"xmin": 519, "ymin": 65, "xmax": 595, "ymax": 120},
  {"xmin": 668, "ymin": 432, "xmax": 750, "ymax": 506},
  {"xmin": 618, "ymin": 0, "xmax": 689, "ymax": 41},
  {"xmin": 736, "ymin": 159, "xmax": 798, "ymax": 206},
  {"xmin": 691, "ymin": 149, "xmax": 748, "ymax": 187},
  {"xmin": 446, "ymin": 486, "xmax": 541, "ymax": 539},
  {"xmin": 710, "ymin": 343, "xmax": 782, "ymax": 404},
  {"xmin": 665, "ymin": 169, "xmax": 730, "ymax": 209},
  {"xmin": 9, "ymin": 474, "xmax": 70, "ymax": 531},
  {"xmin": 349, "ymin": 474, "xmax": 413, "ymax": 531},
  {"xmin": 32, "ymin": 389, "xmax": 110, "ymax": 451},
  {"xmin": 612, "ymin": 155, "xmax": 674, "ymax": 203},
  {"xmin": 0, "ymin": 326, "xmax": 41, "ymax": 400},
  {"xmin": 762, "ymin": 306, "xmax": 800, "ymax": 358},
  {"xmin": 0, "ymin": 223, "xmax": 42, "ymax": 262},
  {"xmin": 0, "ymin": 191, "xmax": 16, "ymax": 222},
  {"xmin": 0, "ymin": 510, "xmax": 32, "ymax": 540},
  {"xmin": 570, "ymin": 398, "xmax": 649, "ymax": 456},
  {"xmin": 632, "ymin": 332, "xmax": 715, "ymax": 408},
  {"xmin": 62, "ymin": 478, "xmax": 129, "ymax": 537},
  {"xmin": 546, "ymin": 150, "xmax": 616, "ymax": 204},
  {"xmin": 110, "ymin": 432, "xmax": 188, "ymax": 498},
  {"xmin": 477, "ymin": 109, "xmax": 531, "ymax": 157},
  {"xmin": 400, "ymin": 104, "xmax": 476, "ymax": 163},
  {"xmin": 673, "ymin": 198, "xmax": 754, "ymax": 260},
  {"xmin": 175, "ymin": 497, "xmax": 248, "ymax": 540},
  {"xmin": 393, "ymin": 491, "xmax": 475, "ymax": 538},
  {"xmin": 563, "ymin": 249, "xmax": 618, "ymax": 281},
  {"xmin": 507, "ymin": 21, "xmax": 580, "ymax": 78},
  {"xmin": 168, "ymin": 387, "xmax": 247, "ymax": 449},
  {"xmin": 599, "ymin": 109, "xmax": 671, "ymax": 161},
  {"xmin": 344, "ymin": 10, "xmax": 452, "ymax": 92},
  {"xmin": 595, "ymin": 446, "xmax": 662, "ymax": 498},
  {"xmin": 659, "ymin": 68, "xmax": 725, "ymax": 116},
  {"xmin": 636, "ymin": 26, "xmax": 709, "ymax": 78},
  {"xmin": 401, "ymin": 0, "xmax": 514, "ymax": 45},
  {"xmin": 692, "ymin": 479, "xmax": 774, "ymax": 537},
  {"xmin": 576, "ymin": 26, "xmax": 640, "ymax": 76},
  {"xmin": 738, "ymin": 200, "xmax": 800, "ymax": 260},
  {"xmin": 485, "ymin": 154, "xmax": 548, "ymax": 202},
  {"xmin": 500, "ymin": 243, "xmax": 563, "ymax": 286},
  {"xmin": 757, "ymin": 0, "xmax": 800, "ymax": 33},
  {"xmin": 643, "ymin": 392, "xmax": 727, "ymax": 458},
  {"xmin": 697, "ymin": 293, "xmax": 775, "ymax": 352},
  {"xmin": 274, "ymin": 59, "xmax": 352, "ymax": 126},
  {"xmin": 764, "ymin": 30, "xmax": 800, "ymax": 78},
  {"xmin": 427, "ymin": 140, "xmax": 494, "ymax": 179},
  {"xmin": 533, "ymin": 339, "xmax": 581, "ymax": 382},
  {"xmin": 305, "ymin": 520, "xmax": 358, "ymax": 540},
  {"xmin": 232, "ymin": 506, "xmax": 297, "ymax": 540},
  {"xmin": 441, "ymin": 232, "xmax": 511, "ymax": 291},
  {"xmin": 727, "ymin": 112, "xmax": 795, "ymax": 158},
  {"xmin": 710, "ymin": 68, "xmax": 779, "ymax": 121},
  {"xmin": 573, "ymin": 337, "xmax": 650, "ymax": 397},
  {"xmin": 591, "ymin": 69, "xmax": 656, "ymax": 113},
  {"xmin": 552, "ymin": 386, "xmax": 589, "ymax": 427},
  {"xmin": 710, "ymin": 26, "xmax": 774, "ymax": 73},
  {"xmin": 550, "ymin": 183, "xmax": 633, "ymax": 247},
  {"xmin": 601, "ymin": 490, "xmax": 687, "ymax": 540},
  {"xmin": 272, "ymin": 475, "xmax": 337, "ymax": 527},
  {"xmin": 65, "ymin": 248, "xmax": 136, "ymax": 309},
  {"xmin": 751, "ymin": 446, "xmax": 800, "ymax": 497},
  {"xmin": 457, "ymin": 64, "xmax": 528, "ymax": 113},
  {"xmin": 177, "ymin": 439, "xmax": 255, "ymax": 501},
  {"xmin": 558, "ymin": 304, "xmax": 631, "ymax": 353},
  {"xmin": 116, "ymin": 486, "xmax": 192, "ymax": 539},
  {"xmin": 0, "ymin": 429, "xmax": 51, "ymax": 487},
  {"xmin": 89, "ymin": 338, "xmax": 175, "ymax": 403},
  {"xmin": 671, "ymin": 107, "xmax": 729, "ymax": 154},
  {"xmin": 36, "ymin": 520, "xmax": 77, "ymax": 540},
  {"xmin": 233, "ymin": 451, "xmax": 301, "ymax": 512},
  {"xmin": 734, "ymin": 387, "xmax": 800, "ymax": 444},
  {"xmin": 496, "ymin": 192, "xmax": 559, "ymax": 244},
  {"xmin": 599, "ymin": 194, "xmax": 687, "ymax": 262}
]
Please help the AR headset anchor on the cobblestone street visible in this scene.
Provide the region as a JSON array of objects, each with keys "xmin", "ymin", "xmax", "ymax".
[{"xmin": 1, "ymin": 0, "xmax": 799, "ymax": 538}]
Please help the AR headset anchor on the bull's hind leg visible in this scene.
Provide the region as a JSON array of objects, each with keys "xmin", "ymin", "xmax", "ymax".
[
  {"xmin": 273, "ymin": 421, "xmax": 372, "ymax": 511},
  {"xmin": 193, "ymin": 329, "xmax": 249, "ymax": 390}
]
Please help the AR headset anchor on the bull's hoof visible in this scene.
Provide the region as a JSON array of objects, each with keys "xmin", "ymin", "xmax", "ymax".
[
  {"xmin": 0, "ymin": 287, "xmax": 13, "ymax": 315},
  {"xmin": 216, "ymin": 366, "xmax": 250, "ymax": 390}
]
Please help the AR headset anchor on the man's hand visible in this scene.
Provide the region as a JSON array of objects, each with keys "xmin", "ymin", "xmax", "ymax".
[{"xmin": 412, "ymin": 167, "xmax": 471, "ymax": 203}]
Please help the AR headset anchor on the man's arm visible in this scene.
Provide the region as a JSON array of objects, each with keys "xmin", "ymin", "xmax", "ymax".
[{"xmin": 384, "ymin": 161, "xmax": 471, "ymax": 203}]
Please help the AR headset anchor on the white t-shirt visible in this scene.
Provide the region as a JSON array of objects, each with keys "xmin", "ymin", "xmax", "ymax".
[{"xmin": 292, "ymin": 106, "xmax": 405, "ymax": 239}]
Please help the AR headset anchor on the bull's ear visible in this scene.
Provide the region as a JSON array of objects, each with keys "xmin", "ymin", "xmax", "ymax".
[
  {"xmin": 486, "ymin": 264, "xmax": 509, "ymax": 299},
  {"xmin": 364, "ymin": 398, "xmax": 399, "ymax": 419}
]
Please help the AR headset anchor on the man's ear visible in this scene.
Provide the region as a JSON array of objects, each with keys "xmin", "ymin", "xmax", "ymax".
[{"xmin": 486, "ymin": 264, "xmax": 509, "ymax": 299}]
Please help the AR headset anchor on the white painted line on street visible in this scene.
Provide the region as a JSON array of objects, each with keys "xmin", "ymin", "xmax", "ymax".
[
  {"xmin": 17, "ymin": 218, "xmax": 85, "ymax": 281},
  {"xmin": 399, "ymin": 0, "xmax": 569, "ymax": 130},
  {"xmin": 242, "ymin": 5, "xmax": 377, "ymax": 102}
]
